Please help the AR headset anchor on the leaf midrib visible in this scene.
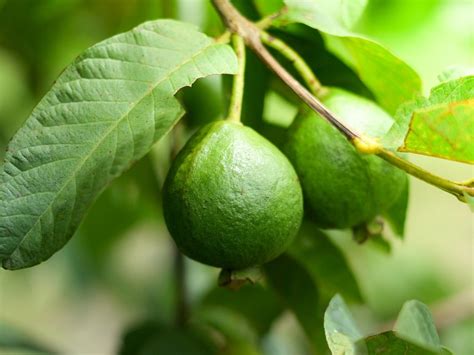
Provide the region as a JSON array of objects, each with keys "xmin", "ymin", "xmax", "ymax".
[{"xmin": 3, "ymin": 39, "xmax": 217, "ymax": 264}]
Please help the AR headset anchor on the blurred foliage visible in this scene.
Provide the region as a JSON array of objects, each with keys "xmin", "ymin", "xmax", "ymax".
[{"xmin": 0, "ymin": 0, "xmax": 472, "ymax": 354}]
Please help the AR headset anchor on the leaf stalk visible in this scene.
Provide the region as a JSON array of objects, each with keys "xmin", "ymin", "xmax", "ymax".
[{"xmin": 227, "ymin": 34, "xmax": 246, "ymax": 123}]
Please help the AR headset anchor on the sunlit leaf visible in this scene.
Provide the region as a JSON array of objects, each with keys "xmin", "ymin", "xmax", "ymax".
[
  {"xmin": 284, "ymin": 0, "xmax": 367, "ymax": 34},
  {"xmin": 384, "ymin": 76, "xmax": 474, "ymax": 164},
  {"xmin": 283, "ymin": 0, "xmax": 421, "ymax": 114},
  {"xmin": 0, "ymin": 19, "xmax": 237, "ymax": 269}
]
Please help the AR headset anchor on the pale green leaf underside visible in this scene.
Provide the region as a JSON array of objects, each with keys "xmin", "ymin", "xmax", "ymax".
[
  {"xmin": 283, "ymin": 0, "xmax": 421, "ymax": 114},
  {"xmin": 0, "ymin": 19, "xmax": 237, "ymax": 269},
  {"xmin": 384, "ymin": 76, "xmax": 474, "ymax": 164},
  {"xmin": 394, "ymin": 300, "xmax": 441, "ymax": 352},
  {"xmin": 324, "ymin": 295, "xmax": 364, "ymax": 355}
]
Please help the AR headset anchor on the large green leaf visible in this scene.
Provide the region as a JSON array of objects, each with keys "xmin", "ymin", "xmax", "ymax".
[
  {"xmin": 119, "ymin": 321, "xmax": 217, "ymax": 355},
  {"xmin": 264, "ymin": 254, "xmax": 328, "ymax": 353},
  {"xmin": 289, "ymin": 223, "xmax": 362, "ymax": 302},
  {"xmin": 384, "ymin": 76, "xmax": 474, "ymax": 164},
  {"xmin": 283, "ymin": 0, "xmax": 421, "ymax": 114},
  {"xmin": 0, "ymin": 19, "xmax": 237, "ymax": 269}
]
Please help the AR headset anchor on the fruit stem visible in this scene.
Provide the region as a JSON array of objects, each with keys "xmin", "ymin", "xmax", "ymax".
[
  {"xmin": 260, "ymin": 31, "xmax": 325, "ymax": 97},
  {"xmin": 227, "ymin": 34, "xmax": 246, "ymax": 123}
]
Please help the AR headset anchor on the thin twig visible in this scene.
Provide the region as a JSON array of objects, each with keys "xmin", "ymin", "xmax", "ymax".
[{"xmin": 260, "ymin": 31, "xmax": 324, "ymax": 97}]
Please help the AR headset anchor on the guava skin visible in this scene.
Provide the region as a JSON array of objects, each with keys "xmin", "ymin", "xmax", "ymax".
[
  {"xmin": 163, "ymin": 121, "xmax": 304, "ymax": 269},
  {"xmin": 284, "ymin": 89, "xmax": 406, "ymax": 229}
]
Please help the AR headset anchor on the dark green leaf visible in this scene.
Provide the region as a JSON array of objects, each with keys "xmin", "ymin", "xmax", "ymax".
[
  {"xmin": 384, "ymin": 76, "xmax": 474, "ymax": 164},
  {"xmin": 119, "ymin": 321, "xmax": 217, "ymax": 355},
  {"xmin": 193, "ymin": 306, "xmax": 263, "ymax": 355},
  {"xmin": 383, "ymin": 173, "xmax": 409, "ymax": 237},
  {"xmin": 362, "ymin": 331, "xmax": 442, "ymax": 355},
  {"xmin": 323, "ymin": 294, "xmax": 364, "ymax": 354},
  {"xmin": 182, "ymin": 76, "xmax": 225, "ymax": 127},
  {"xmin": 269, "ymin": 27, "xmax": 374, "ymax": 99},
  {"xmin": 283, "ymin": 0, "xmax": 421, "ymax": 114},
  {"xmin": 201, "ymin": 284, "xmax": 283, "ymax": 336},
  {"xmin": 264, "ymin": 254, "xmax": 328, "ymax": 353},
  {"xmin": 77, "ymin": 156, "xmax": 161, "ymax": 267},
  {"xmin": 0, "ymin": 19, "xmax": 237, "ymax": 269},
  {"xmin": 289, "ymin": 223, "xmax": 363, "ymax": 302},
  {"xmin": 394, "ymin": 300, "xmax": 441, "ymax": 352}
]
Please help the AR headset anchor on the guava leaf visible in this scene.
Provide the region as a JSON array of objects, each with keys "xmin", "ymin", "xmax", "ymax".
[
  {"xmin": 283, "ymin": 0, "xmax": 422, "ymax": 114},
  {"xmin": 289, "ymin": 223, "xmax": 363, "ymax": 302},
  {"xmin": 324, "ymin": 294, "xmax": 365, "ymax": 355},
  {"xmin": 384, "ymin": 76, "xmax": 474, "ymax": 164},
  {"xmin": 201, "ymin": 284, "xmax": 283, "ymax": 336},
  {"xmin": 196, "ymin": 307, "xmax": 258, "ymax": 343},
  {"xmin": 119, "ymin": 321, "xmax": 217, "ymax": 355},
  {"xmin": 0, "ymin": 19, "xmax": 237, "ymax": 269},
  {"xmin": 361, "ymin": 331, "xmax": 450, "ymax": 355},
  {"xmin": 394, "ymin": 300, "xmax": 441, "ymax": 352},
  {"xmin": 264, "ymin": 254, "xmax": 328, "ymax": 353},
  {"xmin": 383, "ymin": 173, "xmax": 409, "ymax": 238}
]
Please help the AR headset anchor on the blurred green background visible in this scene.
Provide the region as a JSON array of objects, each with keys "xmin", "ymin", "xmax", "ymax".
[{"xmin": 0, "ymin": 0, "xmax": 472, "ymax": 354}]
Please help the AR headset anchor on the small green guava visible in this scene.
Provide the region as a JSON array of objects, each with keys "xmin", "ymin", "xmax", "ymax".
[
  {"xmin": 284, "ymin": 88, "xmax": 407, "ymax": 229},
  {"xmin": 163, "ymin": 120, "xmax": 304, "ymax": 269}
]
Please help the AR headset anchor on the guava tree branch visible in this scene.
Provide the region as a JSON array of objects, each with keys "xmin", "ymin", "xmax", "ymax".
[{"xmin": 211, "ymin": 0, "xmax": 474, "ymax": 203}]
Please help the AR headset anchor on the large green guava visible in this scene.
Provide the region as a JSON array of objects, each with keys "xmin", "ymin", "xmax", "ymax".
[
  {"xmin": 284, "ymin": 88, "xmax": 407, "ymax": 229},
  {"xmin": 163, "ymin": 121, "xmax": 303, "ymax": 269}
]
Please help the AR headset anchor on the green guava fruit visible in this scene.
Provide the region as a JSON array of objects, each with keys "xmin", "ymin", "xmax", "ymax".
[
  {"xmin": 163, "ymin": 120, "xmax": 304, "ymax": 269},
  {"xmin": 284, "ymin": 88, "xmax": 407, "ymax": 229}
]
